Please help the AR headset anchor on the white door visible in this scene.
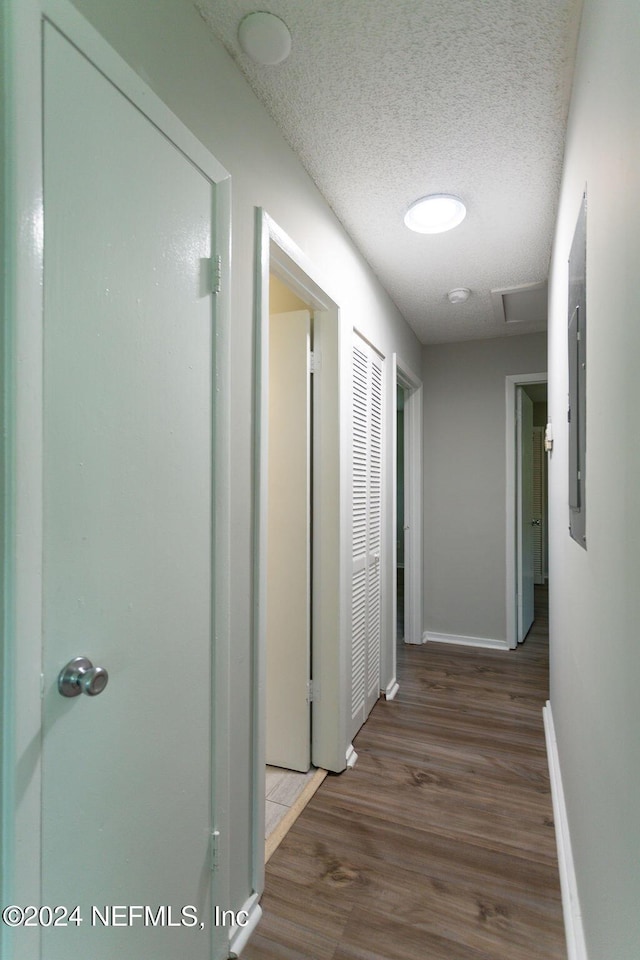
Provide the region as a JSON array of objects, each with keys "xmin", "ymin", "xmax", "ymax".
[
  {"xmin": 517, "ymin": 388, "xmax": 535, "ymax": 641},
  {"xmin": 532, "ymin": 426, "xmax": 545, "ymax": 584},
  {"xmin": 266, "ymin": 311, "xmax": 311, "ymax": 771},
  {"xmin": 351, "ymin": 335, "xmax": 383, "ymax": 736},
  {"xmin": 41, "ymin": 24, "xmax": 220, "ymax": 959}
]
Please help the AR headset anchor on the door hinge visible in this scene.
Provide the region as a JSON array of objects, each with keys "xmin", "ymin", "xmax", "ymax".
[
  {"xmin": 306, "ymin": 679, "xmax": 315, "ymax": 703},
  {"xmin": 210, "ymin": 829, "xmax": 220, "ymax": 871},
  {"xmin": 309, "ymin": 350, "xmax": 321, "ymax": 374},
  {"xmin": 212, "ymin": 255, "xmax": 222, "ymax": 295}
]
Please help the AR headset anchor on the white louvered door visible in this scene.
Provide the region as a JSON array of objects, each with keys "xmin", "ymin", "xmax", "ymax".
[
  {"xmin": 367, "ymin": 352, "xmax": 383, "ymax": 713},
  {"xmin": 351, "ymin": 334, "xmax": 384, "ymax": 736},
  {"xmin": 351, "ymin": 342, "xmax": 368, "ymax": 733}
]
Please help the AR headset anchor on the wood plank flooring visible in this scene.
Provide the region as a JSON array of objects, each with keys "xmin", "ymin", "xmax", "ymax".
[{"xmin": 244, "ymin": 587, "xmax": 566, "ymax": 960}]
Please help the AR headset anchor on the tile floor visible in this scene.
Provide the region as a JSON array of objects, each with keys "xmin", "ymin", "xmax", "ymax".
[{"xmin": 264, "ymin": 765, "xmax": 318, "ymax": 838}]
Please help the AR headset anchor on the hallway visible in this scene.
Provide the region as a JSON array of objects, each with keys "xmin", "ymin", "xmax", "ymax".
[{"xmin": 244, "ymin": 587, "xmax": 565, "ymax": 960}]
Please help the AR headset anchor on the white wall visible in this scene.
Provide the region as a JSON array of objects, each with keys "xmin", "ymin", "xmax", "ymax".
[
  {"xmin": 67, "ymin": 0, "xmax": 423, "ymax": 918},
  {"xmin": 547, "ymin": 1, "xmax": 640, "ymax": 956},
  {"xmin": 422, "ymin": 333, "xmax": 546, "ymax": 643}
]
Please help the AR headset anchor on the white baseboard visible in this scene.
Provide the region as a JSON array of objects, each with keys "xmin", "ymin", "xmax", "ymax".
[
  {"xmin": 403, "ymin": 634, "xmax": 427, "ymax": 645},
  {"xmin": 384, "ymin": 678, "xmax": 399, "ymax": 700},
  {"xmin": 543, "ymin": 701, "xmax": 589, "ymax": 960},
  {"xmin": 345, "ymin": 743, "xmax": 358, "ymax": 769},
  {"xmin": 423, "ymin": 630, "xmax": 509, "ymax": 650},
  {"xmin": 228, "ymin": 892, "xmax": 262, "ymax": 958}
]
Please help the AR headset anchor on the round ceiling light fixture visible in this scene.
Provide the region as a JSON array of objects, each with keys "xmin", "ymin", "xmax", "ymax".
[
  {"xmin": 447, "ymin": 287, "xmax": 471, "ymax": 304},
  {"xmin": 238, "ymin": 12, "xmax": 292, "ymax": 66},
  {"xmin": 404, "ymin": 194, "xmax": 467, "ymax": 234}
]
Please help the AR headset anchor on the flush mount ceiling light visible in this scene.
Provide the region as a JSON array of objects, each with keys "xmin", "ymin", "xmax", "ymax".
[
  {"xmin": 238, "ymin": 12, "xmax": 292, "ymax": 65},
  {"xmin": 404, "ymin": 194, "xmax": 467, "ymax": 234},
  {"xmin": 447, "ymin": 287, "xmax": 471, "ymax": 304}
]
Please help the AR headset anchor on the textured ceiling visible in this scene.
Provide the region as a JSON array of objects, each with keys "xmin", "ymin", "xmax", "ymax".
[{"xmin": 195, "ymin": 0, "xmax": 582, "ymax": 344}]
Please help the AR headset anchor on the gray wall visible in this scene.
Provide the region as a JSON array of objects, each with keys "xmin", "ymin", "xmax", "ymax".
[
  {"xmin": 422, "ymin": 333, "xmax": 546, "ymax": 642},
  {"xmin": 68, "ymin": 0, "xmax": 423, "ymax": 918},
  {"xmin": 547, "ymin": 0, "xmax": 640, "ymax": 956}
]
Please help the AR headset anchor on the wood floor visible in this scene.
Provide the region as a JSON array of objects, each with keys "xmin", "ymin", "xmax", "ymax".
[{"xmin": 244, "ymin": 587, "xmax": 566, "ymax": 960}]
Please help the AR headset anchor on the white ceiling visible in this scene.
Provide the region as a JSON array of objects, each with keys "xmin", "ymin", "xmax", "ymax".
[{"xmin": 195, "ymin": 0, "xmax": 583, "ymax": 344}]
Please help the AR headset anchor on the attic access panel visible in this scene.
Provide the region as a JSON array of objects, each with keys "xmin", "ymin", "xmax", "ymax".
[
  {"xmin": 490, "ymin": 281, "xmax": 548, "ymax": 326},
  {"xmin": 568, "ymin": 192, "xmax": 587, "ymax": 548}
]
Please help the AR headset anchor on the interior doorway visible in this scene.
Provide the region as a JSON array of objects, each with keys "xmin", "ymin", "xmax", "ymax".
[
  {"xmin": 252, "ymin": 210, "xmax": 344, "ymax": 893},
  {"xmin": 521, "ymin": 382, "xmax": 549, "ymax": 623},
  {"xmin": 506, "ymin": 373, "xmax": 548, "ymax": 648},
  {"xmin": 266, "ymin": 275, "xmax": 313, "ymax": 773},
  {"xmin": 391, "ymin": 358, "xmax": 423, "ymax": 654},
  {"xmin": 263, "ymin": 274, "xmax": 330, "ymax": 855}
]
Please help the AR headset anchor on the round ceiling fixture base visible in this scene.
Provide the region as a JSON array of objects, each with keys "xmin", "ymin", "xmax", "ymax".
[
  {"xmin": 238, "ymin": 12, "xmax": 292, "ymax": 66},
  {"xmin": 447, "ymin": 287, "xmax": 471, "ymax": 304}
]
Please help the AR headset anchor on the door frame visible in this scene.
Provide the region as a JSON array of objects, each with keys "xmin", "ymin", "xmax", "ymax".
[
  {"xmin": 253, "ymin": 210, "xmax": 346, "ymax": 892},
  {"xmin": 1, "ymin": 3, "xmax": 232, "ymax": 956},
  {"xmin": 505, "ymin": 372, "xmax": 547, "ymax": 649}
]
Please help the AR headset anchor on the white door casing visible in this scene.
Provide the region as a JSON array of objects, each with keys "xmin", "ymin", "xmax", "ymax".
[
  {"xmin": 351, "ymin": 333, "xmax": 384, "ymax": 735},
  {"xmin": 517, "ymin": 387, "xmax": 535, "ymax": 642},
  {"xmin": 3, "ymin": 5, "xmax": 232, "ymax": 956},
  {"xmin": 265, "ymin": 311, "xmax": 311, "ymax": 772}
]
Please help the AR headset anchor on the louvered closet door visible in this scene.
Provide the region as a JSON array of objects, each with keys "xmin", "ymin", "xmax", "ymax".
[{"xmin": 351, "ymin": 334, "xmax": 384, "ymax": 737}]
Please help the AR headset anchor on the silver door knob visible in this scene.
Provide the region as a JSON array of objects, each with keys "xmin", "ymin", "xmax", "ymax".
[
  {"xmin": 58, "ymin": 657, "xmax": 109, "ymax": 698},
  {"xmin": 531, "ymin": 519, "xmax": 541, "ymax": 526}
]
